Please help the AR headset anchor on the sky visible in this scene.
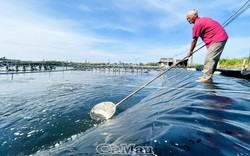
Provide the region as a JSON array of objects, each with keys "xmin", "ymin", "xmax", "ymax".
[{"xmin": 0, "ymin": 0, "xmax": 250, "ymax": 64}]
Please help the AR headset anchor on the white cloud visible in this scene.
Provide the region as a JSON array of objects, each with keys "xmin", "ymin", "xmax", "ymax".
[
  {"xmin": 0, "ymin": 0, "xmax": 249, "ymax": 63},
  {"xmin": 0, "ymin": 1, "xmax": 120, "ymax": 61}
]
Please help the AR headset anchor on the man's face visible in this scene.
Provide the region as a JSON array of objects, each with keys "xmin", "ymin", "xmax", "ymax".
[{"xmin": 186, "ymin": 13, "xmax": 196, "ymax": 24}]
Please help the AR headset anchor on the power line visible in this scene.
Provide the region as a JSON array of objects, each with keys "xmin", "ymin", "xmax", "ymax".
[{"xmin": 222, "ymin": 0, "xmax": 250, "ymax": 27}]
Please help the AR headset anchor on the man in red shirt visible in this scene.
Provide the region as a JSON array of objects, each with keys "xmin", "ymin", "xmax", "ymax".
[{"xmin": 186, "ymin": 9, "xmax": 228, "ymax": 82}]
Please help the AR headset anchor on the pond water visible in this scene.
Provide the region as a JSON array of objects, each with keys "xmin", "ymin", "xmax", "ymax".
[{"xmin": 0, "ymin": 69, "xmax": 249, "ymax": 156}]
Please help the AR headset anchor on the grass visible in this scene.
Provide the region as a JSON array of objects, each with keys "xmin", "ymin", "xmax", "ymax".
[{"xmin": 219, "ymin": 57, "xmax": 249, "ymax": 68}]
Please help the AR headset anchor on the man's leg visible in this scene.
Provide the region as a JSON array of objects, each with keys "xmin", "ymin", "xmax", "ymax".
[{"xmin": 198, "ymin": 40, "xmax": 227, "ymax": 82}]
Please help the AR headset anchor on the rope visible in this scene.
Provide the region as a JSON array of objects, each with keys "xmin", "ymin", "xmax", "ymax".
[{"xmin": 222, "ymin": 0, "xmax": 250, "ymax": 27}]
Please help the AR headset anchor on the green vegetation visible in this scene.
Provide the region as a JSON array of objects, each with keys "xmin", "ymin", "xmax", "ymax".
[
  {"xmin": 145, "ymin": 62, "xmax": 160, "ymax": 66},
  {"xmin": 219, "ymin": 57, "xmax": 248, "ymax": 68},
  {"xmin": 2, "ymin": 57, "xmax": 249, "ymax": 68}
]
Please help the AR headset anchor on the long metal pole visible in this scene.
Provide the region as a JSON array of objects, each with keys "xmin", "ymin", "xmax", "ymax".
[{"xmin": 115, "ymin": 45, "xmax": 205, "ymax": 106}]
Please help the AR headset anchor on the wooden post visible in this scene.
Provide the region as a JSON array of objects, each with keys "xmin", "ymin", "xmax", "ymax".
[{"xmin": 247, "ymin": 53, "xmax": 250, "ymax": 70}]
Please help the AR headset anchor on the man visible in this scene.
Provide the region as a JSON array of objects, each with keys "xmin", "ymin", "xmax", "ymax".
[{"xmin": 186, "ymin": 9, "xmax": 228, "ymax": 82}]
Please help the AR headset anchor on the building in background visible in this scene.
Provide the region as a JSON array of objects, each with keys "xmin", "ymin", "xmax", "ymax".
[{"xmin": 159, "ymin": 58, "xmax": 188, "ymax": 68}]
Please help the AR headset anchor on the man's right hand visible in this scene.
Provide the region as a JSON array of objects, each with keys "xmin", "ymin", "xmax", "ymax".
[{"xmin": 187, "ymin": 51, "xmax": 193, "ymax": 57}]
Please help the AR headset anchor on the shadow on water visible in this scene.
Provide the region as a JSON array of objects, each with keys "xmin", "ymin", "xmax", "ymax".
[{"xmin": 1, "ymin": 70, "xmax": 250, "ymax": 156}]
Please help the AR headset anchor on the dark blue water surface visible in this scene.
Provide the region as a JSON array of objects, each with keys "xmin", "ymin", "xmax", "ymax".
[{"xmin": 0, "ymin": 69, "xmax": 249, "ymax": 156}]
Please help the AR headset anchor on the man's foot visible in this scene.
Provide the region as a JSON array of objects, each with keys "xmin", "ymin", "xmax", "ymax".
[{"xmin": 196, "ymin": 77, "xmax": 209, "ymax": 82}]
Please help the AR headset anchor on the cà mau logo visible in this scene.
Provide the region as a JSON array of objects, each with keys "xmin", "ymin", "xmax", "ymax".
[{"xmin": 96, "ymin": 143, "xmax": 155, "ymax": 155}]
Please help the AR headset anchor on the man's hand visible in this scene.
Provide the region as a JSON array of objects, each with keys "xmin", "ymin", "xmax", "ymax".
[
  {"xmin": 187, "ymin": 38, "xmax": 197, "ymax": 57},
  {"xmin": 187, "ymin": 51, "xmax": 193, "ymax": 57}
]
